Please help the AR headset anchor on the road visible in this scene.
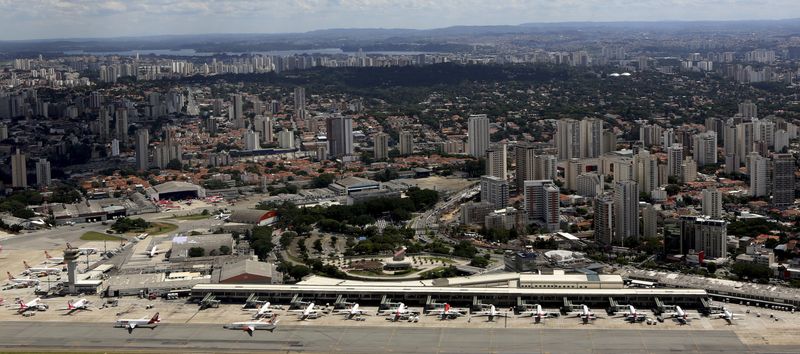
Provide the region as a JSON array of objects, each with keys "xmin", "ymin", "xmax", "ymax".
[
  {"xmin": 0, "ymin": 321, "xmax": 786, "ymax": 353},
  {"xmin": 412, "ymin": 183, "xmax": 479, "ymax": 244}
]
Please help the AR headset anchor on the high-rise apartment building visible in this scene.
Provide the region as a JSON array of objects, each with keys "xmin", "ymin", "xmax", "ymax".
[
  {"xmin": 523, "ymin": 180, "xmax": 560, "ymax": 232},
  {"xmin": 667, "ymin": 144, "xmax": 684, "ymax": 179},
  {"xmin": 738, "ymin": 100, "xmax": 758, "ymax": 118},
  {"xmin": 702, "ymin": 188, "xmax": 723, "ymax": 219},
  {"xmin": 693, "ymin": 132, "xmax": 717, "ymax": 166},
  {"xmin": 613, "ymin": 180, "xmax": 640, "ymax": 243},
  {"xmin": 772, "ymin": 153, "xmax": 795, "ymax": 207},
  {"xmin": 467, "ymin": 114, "xmax": 490, "ymax": 158},
  {"xmin": 135, "ymin": 128, "xmax": 149, "ymax": 171},
  {"xmin": 399, "ymin": 131, "xmax": 414, "ymax": 155},
  {"xmin": 11, "ymin": 149, "xmax": 26, "ymax": 188},
  {"xmin": 232, "ymin": 94, "xmax": 244, "ymax": 129},
  {"xmin": 556, "ymin": 119, "xmax": 581, "ymax": 160},
  {"xmin": 374, "ymin": 133, "xmax": 389, "ymax": 160},
  {"xmin": 35, "ymin": 158, "xmax": 51, "ymax": 187},
  {"xmin": 480, "ymin": 175, "xmax": 509, "ymax": 209},
  {"xmin": 749, "ymin": 152, "xmax": 768, "ymax": 197},
  {"xmin": 254, "ymin": 115, "xmax": 273, "ymax": 145},
  {"xmin": 486, "ymin": 144, "xmax": 507, "ymax": 179},
  {"xmin": 640, "ymin": 202, "xmax": 657, "ymax": 239},
  {"xmin": 594, "ymin": 193, "xmax": 614, "ymax": 245},
  {"xmin": 326, "ymin": 115, "xmax": 353, "ymax": 157}
]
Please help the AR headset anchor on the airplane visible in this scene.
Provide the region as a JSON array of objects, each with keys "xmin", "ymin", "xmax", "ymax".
[
  {"xmin": 518, "ymin": 304, "xmax": 556, "ymax": 323},
  {"xmin": 617, "ymin": 305, "xmax": 646, "ymax": 322},
  {"xmin": 17, "ymin": 297, "xmax": 47, "ymax": 314},
  {"xmin": 146, "ymin": 245, "xmax": 165, "ymax": 258},
  {"xmin": 115, "ymin": 313, "xmax": 161, "ymax": 333},
  {"xmin": 663, "ymin": 306, "xmax": 691, "ymax": 324},
  {"xmin": 713, "ymin": 308, "xmax": 745, "ymax": 324},
  {"xmin": 572, "ymin": 304, "xmax": 598, "ymax": 324},
  {"xmin": 60, "ymin": 299, "xmax": 91, "ymax": 315},
  {"xmin": 244, "ymin": 301, "xmax": 274, "ymax": 319},
  {"xmin": 22, "ymin": 261, "xmax": 61, "ymax": 276},
  {"xmin": 44, "ymin": 251, "xmax": 64, "ymax": 264},
  {"xmin": 224, "ymin": 315, "xmax": 280, "ymax": 336},
  {"xmin": 290, "ymin": 302, "xmax": 323, "ymax": 320},
  {"xmin": 66, "ymin": 243, "xmax": 97, "ymax": 255},
  {"xmin": 6, "ymin": 272, "xmax": 40, "ymax": 287},
  {"xmin": 333, "ymin": 303, "xmax": 370, "ymax": 319},
  {"xmin": 382, "ymin": 303, "xmax": 416, "ymax": 322},
  {"xmin": 471, "ymin": 304, "xmax": 510, "ymax": 322},
  {"xmin": 214, "ymin": 213, "xmax": 231, "ymax": 220},
  {"xmin": 427, "ymin": 303, "xmax": 464, "ymax": 320}
]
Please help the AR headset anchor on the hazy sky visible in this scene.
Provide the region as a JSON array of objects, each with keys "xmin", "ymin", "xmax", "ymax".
[{"xmin": 0, "ymin": 0, "xmax": 797, "ymax": 40}]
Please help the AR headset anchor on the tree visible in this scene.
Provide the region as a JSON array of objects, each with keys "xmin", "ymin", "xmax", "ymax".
[
  {"xmin": 188, "ymin": 247, "xmax": 205, "ymax": 257},
  {"xmin": 219, "ymin": 245, "xmax": 231, "ymax": 255},
  {"xmin": 452, "ymin": 241, "xmax": 478, "ymax": 258},
  {"xmin": 111, "ymin": 217, "xmax": 150, "ymax": 233},
  {"xmin": 731, "ymin": 262, "xmax": 771, "ymax": 282},
  {"xmin": 665, "ymin": 184, "xmax": 680, "ymax": 196},
  {"xmin": 313, "ymin": 239, "xmax": 323, "ymax": 253},
  {"xmin": 310, "ymin": 173, "xmax": 335, "ymax": 188},
  {"xmin": 469, "ymin": 256, "xmax": 489, "ymax": 268},
  {"xmin": 288, "ymin": 264, "xmax": 311, "ymax": 280},
  {"xmin": 166, "ymin": 158, "xmax": 183, "ymax": 170}
]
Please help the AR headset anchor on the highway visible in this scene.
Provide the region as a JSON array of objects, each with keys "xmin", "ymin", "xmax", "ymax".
[
  {"xmin": 412, "ymin": 183, "xmax": 479, "ymax": 244},
  {"xmin": 0, "ymin": 321, "xmax": 787, "ymax": 353}
]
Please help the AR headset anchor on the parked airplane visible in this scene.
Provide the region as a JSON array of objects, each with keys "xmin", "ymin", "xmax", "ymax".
[
  {"xmin": 617, "ymin": 305, "xmax": 645, "ymax": 322},
  {"xmin": 224, "ymin": 315, "xmax": 279, "ymax": 336},
  {"xmin": 215, "ymin": 213, "xmax": 231, "ymax": 220},
  {"xmin": 427, "ymin": 303, "xmax": 464, "ymax": 320},
  {"xmin": 66, "ymin": 243, "xmax": 97, "ymax": 255},
  {"xmin": 22, "ymin": 261, "xmax": 61, "ymax": 276},
  {"xmin": 6, "ymin": 272, "xmax": 40, "ymax": 287},
  {"xmin": 382, "ymin": 303, "xmax": 416, "ymax": 322},
  {"xmin": 290, "ymin": 303, "xmax": 323, "ymax": 320},
  {"xmin": 60, "ymin": 299, "xmax": 91, "ymax": 315},
  {"xmin": 146, "ymin": 245, "xmax": 165, "ymax": 258},
  {"xmin": 714, "ymin": 308, "xmax": 745, "ymax": 324},
  {"xmin": 333, "ymin": 303, "xmax": 370, "ymax": 319},
  {"xmin": 519, "ymin": 304, "xmax": 555, "ymax": 323},
  {"xmin": 573, "ymin": 305, "xmax": 598, "ymax": 324},
  {"xmin": 472, "ymin": 304, "xmax": 509, "ymax": 322},
  {"xmin": 115, "ymin": 313, "xmax": 161, "ymax": 333},
  {"xmin": 663, "ymin": 306, "xmax": 691, "ymax": 324},
  {"xmin": 17, "ymin": 297, "xmax": 47, "ymax": 314},
  {"xmin": 245, "ymin": 301, "xmax": 274, "ymax": 319},
  {"xmin": 44, "ymin": 251, "xmax": 64, "ymax": 264}
]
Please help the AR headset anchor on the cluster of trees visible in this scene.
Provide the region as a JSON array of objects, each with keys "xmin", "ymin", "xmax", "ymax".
[
  {"xmin": 248, "ymin": 225, "xmax": 274, "ymax": 261},
  {"xmin": 111, "ymin": 217, "xmax": 150, "ymax": 233},
  {"xmin": 731, "ymin": 262, "xmax": 771, "ymax": 283},
  {"xmin": 728, "ymin": 219, "xmax": 785, "ymax": 238},
  {"xmin": 0, "ymin": 190, "xmax": 43, "ymax": 219}
]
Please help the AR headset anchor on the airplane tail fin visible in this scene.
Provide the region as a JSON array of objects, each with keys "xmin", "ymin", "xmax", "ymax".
[
  {"xmin": 66, "ymin": 242, "xmax": 73, "ymax": 249},
  {"xmin": 45, "ymin": 251, "xmax": 50, "ymax": 258},
  {"xmin": 7, "ymin": 272, "xmax": 13, "ymax": 281},
  {"xmin": 23, "ymin": 260, "xmax": 30, "ymax": 269},
  {"xmin": 68, "ymin": 301, "xmax": 74, "ymax": 310},
  {"xmin": 149, "ymin": 312, "xmax": 161, "ymax": 324}
]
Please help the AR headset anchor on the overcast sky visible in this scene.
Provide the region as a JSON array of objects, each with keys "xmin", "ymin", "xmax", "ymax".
[{"xmin": 0, "ymin": 0, "xmax": 797, "ymax": 40}]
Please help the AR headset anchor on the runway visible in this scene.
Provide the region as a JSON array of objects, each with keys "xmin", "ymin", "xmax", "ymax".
[{"xmin": 0, "ymin": 321, "xmax": 792, "ymax": 353}]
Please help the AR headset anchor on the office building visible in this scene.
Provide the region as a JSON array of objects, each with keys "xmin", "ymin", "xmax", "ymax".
[
  {"xmin": 467, "ymin": 114, "xmax": 490, "ymax": 158},
  {"xmin": 613, "ymin": 180, "xmax": 639, "ymax": 243},
  {"xmin": 374, "ymin": 133, "xmax": 389, "ymax": 160},
  {"xmin": 522, "ymin": 180, "xmax": 560, "ymax": 232},
  {"xmin": 486, "ymin": 144, "xmax": 507, "ymax": 179},
  {"xmin": 326, "ymin": 115, "xmax": 353, "ymax": 157},
  {"xmin": 772, "ymin": 153, "xmax": 795, "ymax": 207},
  {"xmin": 11, "ymin": 149, "xmax": 26, "ymax": 188},
  {"xmin": 35, "ymin": 158, "xmax": 51, "ymax": 187},
  {"xmin": 480, "ymin": 175, "xmax": 509, "ymax": 208},
  {"xmin": 135, "ymin": 128, "xmax": 149, "ymax": 171}
]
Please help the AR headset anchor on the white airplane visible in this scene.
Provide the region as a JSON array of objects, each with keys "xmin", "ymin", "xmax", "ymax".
[
  {"xmin": 617, "ymin": 305, "xmax": 645, "ymax": 322},
  {"xmin": 145, "ymin": 245, "xmax": 167, "ymax": 258},
  {"xmin": 66, "ymin": 243, "xmax": 97, "ymax": 255},
  {"xmin": 472, "ymin": 304, "xmax": 509, "ymax": 322},
  {"xmin": 714, "ymin": 308, "xmax": 745, "ymax": 324},
  {"xmin": 22, "ymin": 261, "xmax": 61, "ymax": 276},
  {"xmin": 382, "ymin": 303, "xmax": 416, "ymax": 322},
  {"xmin": 115, "ymin": 313, "xmax": 161, "ymax": 333},
  {"xmin": 6, "ymin": 272, "xmax": 40, "ymax": 287},
  {"xmin": 215, "ymin": 213, "xmax": 231, "ymax": 220},
  {"xmin": 245, "ymin": 302, "xmax": 274, "ymax": 319},
  {"xmin": 290, "ymin": 302, "xmax": 323, "ymax": 320},
  {"xmin": 519, "ymin": 304, "xmax": 555, "ymax": 323},
  {"xmin": 44, "ymin": 251, "xmax": 64, "ymax": 264},
  {"xmin": 664, "ymin": 306, "xmax": 691, "ymax": 324},
  {"xmin": 17, "ymin": 297, "xmax": 47, "ymax": 314},
  {"xmin": 573, "ymin": 305, "xmax": 598, "ymax": 324},
  {"xmin": 60, "ymin": 299, "xmax": 91, "ymax": 315},
  {"xmin": 224, "ymin": 315, "xmax": 280, "ymax": 336},
  {"xmin": 427, "ymin": 303, "xmax": 464, "ymax": 320},
  {"xmin": 333, "ymin": 303, "xmax": 370, "ymax": 319}
]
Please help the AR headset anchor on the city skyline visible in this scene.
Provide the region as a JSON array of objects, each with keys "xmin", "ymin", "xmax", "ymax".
[{"xmin": 0, "ymin": 0, "xmax": 798, "ymax": 40}]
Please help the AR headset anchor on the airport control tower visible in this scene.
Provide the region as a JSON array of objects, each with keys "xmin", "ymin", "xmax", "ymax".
[{"xmin": 63, "ymin": 248, "xmax": 81, "ymax": 294}]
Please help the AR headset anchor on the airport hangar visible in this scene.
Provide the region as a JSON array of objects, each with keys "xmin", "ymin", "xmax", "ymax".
[{"xmin": 191, "ymin": 272, "xmax": 709, "ymax": 310}]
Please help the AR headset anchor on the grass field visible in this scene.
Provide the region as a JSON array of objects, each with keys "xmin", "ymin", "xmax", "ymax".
[
  {"xmin": 80, "ymin": 231, "xmax": 125, "ymax": 241},
  {"xmin": 146, "ymin": 222, "xmax": 178, "ymax": 235}
]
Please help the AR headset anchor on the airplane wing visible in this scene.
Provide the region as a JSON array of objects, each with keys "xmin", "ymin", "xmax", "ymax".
[
  {"xmin": 127, "ymin": 323, "xmax": 136, "ymax": 333},
  {"xmin": 246, "ymin": 325, "xmax": 255, "ymax": 336}
]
